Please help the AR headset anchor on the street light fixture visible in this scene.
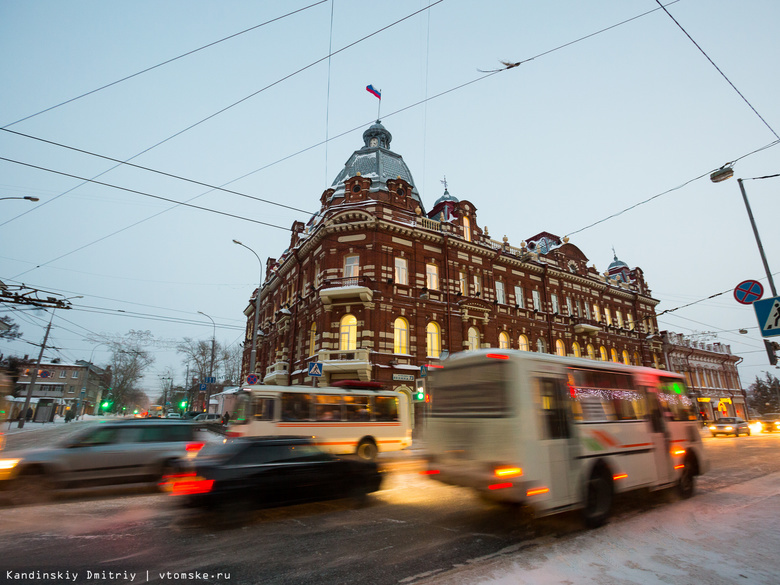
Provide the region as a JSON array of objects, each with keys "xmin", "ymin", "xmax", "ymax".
[
  {"xmin": 0, "ymin": 196, "xmax": 39, "ymax": 202},
  {"xmin": 233, "ymin": 239, "xmax": 263, "ymax": 377}
]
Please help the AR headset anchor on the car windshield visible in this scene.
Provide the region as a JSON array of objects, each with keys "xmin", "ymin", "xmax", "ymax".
[{"xmin": 716, "ymin": 418, "xmax": 737, "ymax": 423}]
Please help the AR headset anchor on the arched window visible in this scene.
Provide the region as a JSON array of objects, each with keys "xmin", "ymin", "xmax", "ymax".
[
  {"xmin": 308, "ymin": 322, "xmax": 317, "ymax": 357},
  {"xmin": 622, "ymin": 350, "xmax": 630, "ymax": 365},
  {"xmin": 587, "ymin": 344, "xmax": 596, "ymax": 360},
  {"xmin": 610, "ymin": 348, "xmax": 619, "ymax": 363},
  {"xmin": 599, "ymin": 346, "xmax": 608, "ymax": 361},
  {"xmin": 536, "ymin": 338, "xmax": 547, "ymax": 353},
  {"xmin": 518, "ymin": 334, "xmax": 530, "ymax": 351},
  {"xmin": 572, "ymin": 341, "xmax": 582, "ymax": 358},
  {"xmin": 555, "ymin": 339, "xmax": 566, "ymax": 356},
  {"xmin": 426, "ymin": 322, "xmax": 441, "ymax": 358},
  {"xmin": 340, "ymin": 314, "xmax": 357, "ymax": 351},
  {"xmin": 467, "ymin": 327, "xmax": 480, "ymax": 351},
  {"xmin": 499, "ymin": 331, "xmax": 510, "ymax": 349},
  {"xmin": 633, "ymin": 352, "xmax": 641, "ymax": 366},
  {"xmin": 393, "ymin": 317, "xmax": 409, "ymax": 354}
]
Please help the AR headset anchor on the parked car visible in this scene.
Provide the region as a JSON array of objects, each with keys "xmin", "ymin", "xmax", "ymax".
[
  {"xmin": 193, "ymin": 413, "xmax": 222, "ymax": 423},
  {"xmin": 162, "ymin": 436, "xmax": 383, "ymax": 516},
  {"xmin": 0, "ymin": 421, "xmax": 207, "ymax": 505},
  {"xmin": 708, "ymin": 417, "xmax": 751, "ymax": 437},
  {"xmin": 165, "ymin": 412, "xmax": 182, "ymax": 419},
  {"xmin": 756, "ymin": 413, "xmax": 780, "ymax": 433}
]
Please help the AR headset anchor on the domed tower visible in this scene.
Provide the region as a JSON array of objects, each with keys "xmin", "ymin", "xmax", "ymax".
[
  {"xmin": 608, "ymin": 249, "xmax": 631, "ymax": 282},
  {"xmin": 428, "ymin": 185, "xmax": 459, "ymax": 223},
  {"xmin": 328, "ymin": 120, "xmax": 424, "ymax": 212}
]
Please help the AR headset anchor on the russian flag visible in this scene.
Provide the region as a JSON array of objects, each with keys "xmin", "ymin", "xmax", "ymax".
[{"xmin": 366, "ymin": 84, "xmax": 381, "ymax": 100}]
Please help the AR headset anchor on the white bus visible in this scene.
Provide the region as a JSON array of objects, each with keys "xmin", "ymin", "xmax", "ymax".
[
  {"xmin": 227, "ymin": 381, "xmax": 412, "ymax": 460},
  {"xmin": 423, "ymin": 350, "xmax": 707, "ymax": 527}
]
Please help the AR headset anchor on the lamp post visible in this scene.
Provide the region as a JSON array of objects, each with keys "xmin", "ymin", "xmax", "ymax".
[
  {"xmin": 233, "ymin": 239, "xmax": 264, "ymax": 377},
  {"xmin": 159, "ymin": 377, "xmax": 172, "ymax": 411},
  {"xmin": 711, "ymin": 170, "xmax": 777, "ymax": 296},
  {"xmin": 0, "ymin": 196, "xmax": 39, "ymax": 202},
  {"xmin": 198, "ymin": 311, "xmax": 216, "ymax": 412},
  {"xmin": 17, "ymin": 295, "xmax": 82, "ymax": 428}
]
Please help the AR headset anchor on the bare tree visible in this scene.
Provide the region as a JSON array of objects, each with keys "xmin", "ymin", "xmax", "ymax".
[
  {"xmin": 90, "ymin": 330, "xmax": 155, "ymax": 412},
  {"xmin": 0, "ymin": 316, "xmax": 22, "ymax": 340},
  {"xmin": 220, "ymin": 344, "xmax": 243, "ymax": 385},
  {"xmin": 177, "ymin": 338, "xmax": 215, "ymax": 382}
]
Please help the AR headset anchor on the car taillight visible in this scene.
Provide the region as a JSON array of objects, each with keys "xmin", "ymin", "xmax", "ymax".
[
  {"xmin": 186, "ymin": 442, "xmax": 205, "ymax": 453},
  {"xmin": 166, "ymin": 473, "xmax": 215, "ymax": 496}
]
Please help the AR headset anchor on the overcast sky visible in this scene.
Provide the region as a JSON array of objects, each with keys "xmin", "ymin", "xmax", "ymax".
[{"xmin": 1, "ymin": 0, "xmax": 778, "ymax": 397}]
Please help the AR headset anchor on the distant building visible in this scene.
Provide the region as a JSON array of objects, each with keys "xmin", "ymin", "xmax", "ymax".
[
  {"xmin": 13, "ymin": 359, "xmax": 110, "ymax": 419},
  {"xmin": 661, "ymin": 331, "xmax": 746, "ymax": 420},
  {"xmin": 238, "ymin": 121, "xmax": 665, "ymax": 420}
]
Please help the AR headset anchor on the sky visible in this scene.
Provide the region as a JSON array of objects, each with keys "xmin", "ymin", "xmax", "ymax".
[{"xmin": 1, "ymin": 0, "xmax": 779, "ymax": 397}]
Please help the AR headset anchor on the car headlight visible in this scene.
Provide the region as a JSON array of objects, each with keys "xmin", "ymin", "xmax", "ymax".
[
  {"xmin": 0, "ymin": 459, "xmax": 20, "ymax": 471},
  {"xmin": 708, "ymin": 426, "xmax": 716, "ymax": 430},
  {"xmin": 724, "ymin": 426, "xmax": 733, "ymax": 431}
]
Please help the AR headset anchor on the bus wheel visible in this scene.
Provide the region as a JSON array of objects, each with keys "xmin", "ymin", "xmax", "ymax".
[
  {"xmin": 356, "ymin": 439, "xmax": 378, "ymax": 461},
  {"xmin": 583, "ymin": 468, "xmax": 612, "ymax": 528},
  {"xmin": 678, "ymin": 457, "xmax": 697, "ymax": 499}
]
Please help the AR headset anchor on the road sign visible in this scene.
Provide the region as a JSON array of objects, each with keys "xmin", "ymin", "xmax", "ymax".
[
  {"xmin": 754, "ymin": 296, "xmax": 780, "ymax": 337},
  {"xmin": 734, "ymin": 279, "xmax": 764, "ymax": 305},
  {"xmin": 199, "ymin": 383, "xmax": 207, "ymax": 391},
  {"xmin": 205, "ymin": 377, "xmax": 216, "ymax": 384},
  {"xmin": 308, "ymin": 362, "xmax": 323, "ymax": 377},
  {"xmin": 246, "ymin": 374, "xmax": 258, "ymax": 385},
  {"xmin": 420, "ymin": 365, "xmax": 427, "ymax": 378}
]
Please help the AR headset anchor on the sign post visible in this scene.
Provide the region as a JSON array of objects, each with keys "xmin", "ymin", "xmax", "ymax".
[{"xmin": 734, "ymin": 279, "xmax": 764, "ymax": 305}]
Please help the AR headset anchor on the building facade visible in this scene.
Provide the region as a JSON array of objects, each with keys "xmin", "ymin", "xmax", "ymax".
[
  {"xmin": 13, "ymin": 359, "xmax": 110, "ymax": 419},
  {"xmin": 661, "ymin": 331, "xmax": 746, "ymax": 420},
  {"xmin": 239, "ymin": 121, "xmax": 668, "ymax": 404}
]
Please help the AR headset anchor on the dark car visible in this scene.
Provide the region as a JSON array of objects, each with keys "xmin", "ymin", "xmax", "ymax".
[
  {"xmin": 708, "ymin": 417, "xmax": 751, "ymax": 437},
  {"xmin": 757, "ymin": 413, "xmax": 780, "ymax": 433},
  {"xmin": 0, "ymin": 421, "xmax": 208, "ymax": 505},
  {"xmin": 162, "ymin": 436, "xmax": 382, "ymax": 515}
]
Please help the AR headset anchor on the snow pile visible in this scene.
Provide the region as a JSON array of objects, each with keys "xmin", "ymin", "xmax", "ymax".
[{"xmin": 419, "ymin": 472, "xmax": 780, "ymax": 585}]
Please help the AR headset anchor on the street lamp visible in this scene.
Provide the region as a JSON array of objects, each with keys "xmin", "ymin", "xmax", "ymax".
[
  {"xmin": 17, "ymin": 295, "xmax": 82, "ymax": 428},
  {"xmin": 233, "ymin": 239, "xmax": 264, "ymax": 377},
  {"xmin": 0, "ymin": 196, "xmax": 39, "ymax": 202},
  {"xmin": 198, "ymin": 310, "xmax": 217, "ymax": 412},
  {"xmin": 711, "ymin": 169, "xmax": 777, "ymax": 296}
]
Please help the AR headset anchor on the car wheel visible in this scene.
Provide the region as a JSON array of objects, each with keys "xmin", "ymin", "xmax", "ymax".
[
  {"xmin": 8, "ymin": 468, "xmax": 52, "ymax": 506},
  {"xmin": 356, "ymin": 439, "xmax": 378, "ymax": 461},
  {"xmin": 746, "ymin": 429, "xmax": 751, "ymax": 436},
  {"xmin": 582, "ymin": 467, "xmax": 612, "ymax": 529},
  {"xmin": 678, "ymin": 458, "xmax": 696, "ymax": 499}
]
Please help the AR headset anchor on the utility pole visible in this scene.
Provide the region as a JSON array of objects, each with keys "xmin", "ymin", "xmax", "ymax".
[{"xmin": 17, "ymin": 311, "xmax": 53, "ymax": 428}]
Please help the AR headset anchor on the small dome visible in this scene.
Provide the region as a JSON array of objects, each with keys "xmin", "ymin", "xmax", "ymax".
[
  {"xmin": 434, "ymin": 188, "xmax": 459, "ymax": 207},
  {"xmin": 609, "ymin": 252, "xmax": 628, "ymax": 271}
]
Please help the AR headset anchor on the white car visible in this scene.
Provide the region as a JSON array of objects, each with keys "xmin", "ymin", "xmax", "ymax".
[
  {"xmin": 165, "ymin": 412, "xmax": 182, "ymax": 419},
  {"xmin": 193, "ymin": 413, "xmax": 222, "ymax": 422}
]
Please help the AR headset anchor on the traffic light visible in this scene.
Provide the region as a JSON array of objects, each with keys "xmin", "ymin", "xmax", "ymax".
[
  {"xmin": 765, "ymin": 340, "xmax": 779, "ymax": 366},
  {"xmin": 414, "ymin": 379, "xmax": 425, "ymax": 401},
  {"xmin": 180, "ymin": 400, "xmax": 188, "ymax": 409}
]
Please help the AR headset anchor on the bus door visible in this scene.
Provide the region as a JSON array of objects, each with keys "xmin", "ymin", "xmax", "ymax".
[
  {"xmin": 535, "ymin": 375, "xmax": 577, "ymax": 506},
  {"xmin": 646, "ymin": 389, "xmax": 674, "ymax": 485}
]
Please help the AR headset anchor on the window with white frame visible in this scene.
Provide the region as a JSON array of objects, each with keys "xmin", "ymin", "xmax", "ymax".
[
  {"xmin": 459, "ymin": 271, "xmax": 467, "ymax": 294},
  {"xmin": 339, "ymin": 314, "xmax": 357, "ymax": 350},
  {"xmin": 344, "ymin": 255, "xmax": 360, "ymax": 278},
  {"xmin": 394, "ymin": 257, "xmax": 408, "ymax": 285},
  {"xmin": 551, "ymin": 294, "xmax": 559, "ymax": 314},
  {"xmin": 426, "ymin": 263, "xmax": 439, "ymax": 290},
  {"xmin": 495, "ymin": 281, "xmax": 505, "ymax": 304},
  {"xmin": 514, "ymin": 285, "xmax": 524, "ymax": 308},
  {"xmin": 499, "ymin": 331, "xmax": 510, "ymax": 349},
  {"xmin": 566, "ymin": 297, "xmax": 573, "ymax": 316},
  {"xmin": 473, "ymin": 275, "xmax": 482, "ymax": 296},
  {"xmin": 59, "ymin": 370, "xmax": 66, "ymax": 378},
  {"xmin": 463, "ymin": 216, "xmax": 471, "ymax": 242},
  {"xmin": 532, "ymin": 290, "xmax": 542, "ymax": 311},
  {"xmin": 72, "ymin": 370, "xmax": 79, "ymax": 379},
  {"xmin": 467, "ymin": 327, "xmax": 480, "ymax": 350}
]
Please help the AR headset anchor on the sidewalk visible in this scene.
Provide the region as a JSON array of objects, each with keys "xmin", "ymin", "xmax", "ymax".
[{"xmin": 1, "ymin": 414, "xmax": 103, "ymax": 436}]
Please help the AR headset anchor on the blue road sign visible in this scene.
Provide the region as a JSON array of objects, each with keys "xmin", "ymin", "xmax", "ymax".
[
  {"xmin": 199, "ymin": 383, "xmax": 207, "ymax": 391},
  {"xmin": 754, "ymin": 296, "xmax": 780, "ymax": 337},
  {"xmin": 205, "ymin": 377, "xmax": 216, "ymax": 384},
  {"xmin": 420, "ymin": 365, "xmax": 427, "ymax": 378},
  {"xmin": 246, "ymin": 374, "xmax": 258, "ymax": 385},
  {"xmin": 308, "ymin": 362, "xmax": 323, "ymax": 377},
  {"xmin": 734, "ymin": 279, "xmax": 764, "ymax": 305}
]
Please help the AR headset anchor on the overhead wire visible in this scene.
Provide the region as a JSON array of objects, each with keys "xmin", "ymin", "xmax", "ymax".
[{"xmin": 1, "ymin": 1, "xmax": 330, "ymax": 129}]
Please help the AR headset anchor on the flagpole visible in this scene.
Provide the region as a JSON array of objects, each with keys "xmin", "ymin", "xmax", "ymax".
[{"xmin": 377, "ymin": 90, "xmax": 381, "ymax": 120}]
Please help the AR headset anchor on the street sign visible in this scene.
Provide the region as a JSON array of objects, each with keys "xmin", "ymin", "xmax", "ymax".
[
  {"xmin": 199, "ymin": 383, "xmax": 207, "ymax": 391},
  {"xmin": 734, "ymin": 279, "xmax": 764, "ymax": 305},
  {"xmin": 205, "ymin": 377, "xmax": 216, "ymax": 384},
  {"xmin": 754, "ymin": 296, "xmax": 780, "ymax": 337},
  {"xmin": 308, "ymin": 362, "xmax": 323, "ymax": 377},
  {"xmin": 246, "ymin": 374, "xmax": 258, "ymax": 385},
  {"xmin": 392, "ymin": 373, "xmax": 415, "ymax": 381},
  {"xmin": 420, "ymin": 365, "xmax": 427, "ymax": 378}
]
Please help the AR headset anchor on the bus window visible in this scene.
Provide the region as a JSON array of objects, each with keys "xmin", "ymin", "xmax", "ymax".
[
  {"xmin": 658, "ymin": 377, "xmax": 695, "ymax": 421},
  {"xmin": 281, "ymin": 393, "xmax": 312, "ymax": 421},
  {"xmin": 536, "ymin": 378, "xmax": 571, "ymax": 439},
  {"xmin": 252, "ymin": 397, "xmax": 275, "ymax": 421},
  {"xmin": 373, "ymin": 396, "xmax": 398, "ymax": 421},
  {"xmin": 315, "ymin": 395, "xmax": 342, "ymax": 421},
  {"xmin": 344, "ymin": 395, "xmax": 370, "ymax": 421}
]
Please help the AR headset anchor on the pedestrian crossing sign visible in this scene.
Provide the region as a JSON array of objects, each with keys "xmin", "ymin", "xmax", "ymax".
[
  {"xmin": 754, "ymin": 296, "xmax": 780, "ymax": 337},
  {"xmin": 308, "ymin": 362, "xmax": 323, "ymax": 377}
]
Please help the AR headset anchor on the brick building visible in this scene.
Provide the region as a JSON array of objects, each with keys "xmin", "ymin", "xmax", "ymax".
[{"xmin": 239, "ymin": 121, "xmax": 665, "ymax": 402}]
